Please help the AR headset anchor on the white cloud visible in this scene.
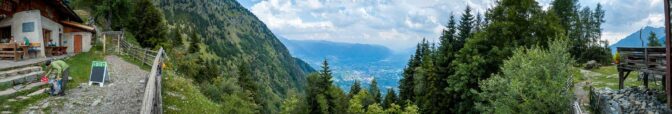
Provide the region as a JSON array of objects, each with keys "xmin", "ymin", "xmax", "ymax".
[{"xmin": 240, "ymin": 0, "xmax": 664, "ymax": 51}]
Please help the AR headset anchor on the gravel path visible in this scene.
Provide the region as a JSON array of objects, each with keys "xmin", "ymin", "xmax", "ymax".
[
  {"xmin": 574, "ymin": 69, "xmax": 602, "ymax": 114},
  {"xmin": 24, "ymin": 55, "xmax": 148, "ymax": 114}
]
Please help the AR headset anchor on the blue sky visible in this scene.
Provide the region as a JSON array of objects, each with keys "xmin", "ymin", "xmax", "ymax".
[{"xmin": 237, "ymin": 0, "xmax": 665, "ymax": 52}]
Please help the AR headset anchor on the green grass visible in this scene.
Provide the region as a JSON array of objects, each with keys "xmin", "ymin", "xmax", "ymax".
[
  {"xmin": 162, "ymin": 71, "xmax": 222, "ymax": 114},
  {"xmin": 0, "ymin": 86, "xmax": 49, "ymax": 112},
  {"xmin": 584, "ymin": 65, "xmax": 644, "ymax": 89}
]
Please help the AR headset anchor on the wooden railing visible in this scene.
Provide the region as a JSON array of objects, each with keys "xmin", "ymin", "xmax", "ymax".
[
  {"xmin": 140, "ymin": 47, "xmax": 164, "ymax": 114},
  {"xmin": 118, "ymin": 39, "xmax": 159, "ymax": 66}
]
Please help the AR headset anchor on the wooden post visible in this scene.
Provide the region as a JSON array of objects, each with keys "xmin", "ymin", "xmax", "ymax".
[
  {"xmin": 619, "ymin": 71, "xmax": 624, "ymax": 89},
  {"xmin": 665, "ymin": 0, "xmax": 672, "ymax": 108},
  {"xmin": 117, "ymin": 34, "xmax": 121, "ymax": 54},
  {"xmin": 103, "ymin": 34, "xmax": 106, "ymax": 54},
  {"xmin": 644, "ymin": 73, "xmax": 649, "ymax": 89}
]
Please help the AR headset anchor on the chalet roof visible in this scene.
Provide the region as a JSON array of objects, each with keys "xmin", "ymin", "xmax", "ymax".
[
  {"xmin": 61, "ymin": 21, "xmax": 94, "ymax": 32},
  {"xmin": 47, "ymin": 0, "xmax": 83, "ymax": 23}
]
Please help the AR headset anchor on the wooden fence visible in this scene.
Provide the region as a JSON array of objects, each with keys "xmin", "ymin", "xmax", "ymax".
[
  {"xmin": 140, "ymin": 47, "xmax": 164, "ymax": 114},
  {"xmin": 118, "ymin": 39, "xmax": 159, "ymax": 66}
]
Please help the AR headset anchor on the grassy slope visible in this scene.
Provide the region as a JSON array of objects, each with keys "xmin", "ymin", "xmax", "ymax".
[
  {"xmin": 577, "ymin": 65, "xmax": 644, "ymax": 89},
  {"xmin": 162, "ymin": 71, "xmax": 222, "ymax": 113}
]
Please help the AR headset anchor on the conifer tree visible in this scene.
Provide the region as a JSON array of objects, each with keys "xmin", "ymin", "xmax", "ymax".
[
  {"xmin": 382, "ymin": 88, "xmax": 398, "ymax": 109},
  {"xmin": 648, "ymin": 32, "xmax": 662, "ymax": 47},
  {"xmin": 369, "ymin": 79, "xmax": 382, "ymax": 104},
  {"xmin": 348, "ymin": 80, "xmax": 363, "ymax": 99}
]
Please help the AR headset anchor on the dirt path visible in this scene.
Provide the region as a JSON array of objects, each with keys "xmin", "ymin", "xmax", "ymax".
[
  {"xmin": 574, "ymin": 69, "xmax": 603, "ymax": 114},
  {"xmin": 24, "ymin": 55, "xmax": 148, "ymax": 114}
]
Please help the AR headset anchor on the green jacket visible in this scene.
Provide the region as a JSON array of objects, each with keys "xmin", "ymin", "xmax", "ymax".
[{"xmin": 46, "ymin": 60, "xmax": 69, "ymax": 79}]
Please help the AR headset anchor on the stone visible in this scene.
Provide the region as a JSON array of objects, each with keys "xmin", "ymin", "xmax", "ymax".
[
  {"xmin": 6, "ymin": 99, "xmax": 16, "ymax": 102},
  {"xmin": 91, "ymin": 99, "xmax": 101, "ymax": 106},
  {"xmin": 41, "ymin": 102, "xmax": 49, "ymax": 108},
  {"xmin": 28, "ymin": 106, "xmax": 38, "ymax": 110},
  {"xmin": 1, "ymin": 111, "xmax": 12, "ymax": 114},
  {"xmin": 17, "ymin": 96, "xmax": 29, "ymax": 100}
]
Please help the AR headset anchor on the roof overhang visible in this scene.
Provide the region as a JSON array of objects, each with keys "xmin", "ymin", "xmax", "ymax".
[{"xmin": 61, "ymin": 21, "xmax": 94, "ymax": 32}]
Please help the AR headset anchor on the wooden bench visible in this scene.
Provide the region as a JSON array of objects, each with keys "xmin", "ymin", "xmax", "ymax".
[{"xmin": 0, "ymin": 43, "xmax": 23, "ymax": 61}]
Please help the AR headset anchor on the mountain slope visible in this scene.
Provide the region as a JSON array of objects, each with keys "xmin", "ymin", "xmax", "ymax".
[
  {"xmin": 154, "ymin": 0, "xmax": 312, "ymax": 112},
  {"xmin": 609, "ymin": 26, "xmax": 665, "ymax": 54}
]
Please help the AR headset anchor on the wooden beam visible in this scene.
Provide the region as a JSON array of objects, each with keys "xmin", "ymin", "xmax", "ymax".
[{"xmin": 664, "ymin": 0, "xmax": 672, "ymax": 109}]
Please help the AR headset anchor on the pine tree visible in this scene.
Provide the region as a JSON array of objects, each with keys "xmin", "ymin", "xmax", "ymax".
[
  {"xmin": 456, "ymin": 6, "xmax": 475, "ymax": 49},
  {"xmin": 648, "ymin": 32, "xmax": 662, "ymax": 47},
  {"xmin": 369, "ymin": 79, "xmax": 382, "ymax": 104},
  {"xmin": 382, "ymin": 88, "xmax": 398, "ymax": 109},
  {"xmin": 348, "ymin": 80, "xmax": 363, "ymax": 99}
]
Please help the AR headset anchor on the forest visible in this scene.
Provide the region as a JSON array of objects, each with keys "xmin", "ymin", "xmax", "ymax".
[{"xmin": 69, "ymin": 0, "xmax": 613, "ymax": 113}]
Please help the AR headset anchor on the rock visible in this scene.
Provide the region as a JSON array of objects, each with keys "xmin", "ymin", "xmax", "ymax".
[
  {"xmin": 584, "ymin": 60, "xmax": 601, "ymax": 69},
  {"xmin": 41, "ymin": 102, "xmax": 49, "ymax": 108},
  {"xmin": 27, "ymin": 88, "xmax": 46, "ymax": 96},
  {"xmin": 17, "ymin": 96, "xmax": 29, "ymax": 100},
  {"xmin": 91, "ymin": 99, "xmax": 101, "ymax": 106},
  {"xmin": 28, "ymin": 106, "xmax": 38, "ymax": 110},
  {"xmin": 2, "ymin": 105, "xmax": 8, "ymax": 109},
  {"xmin": 7, "ymin": 99, "xmax": 16, "ymax": 102},
  {"xmin": 1, "ymin": 111, "xmax": 12, "ymax": 114}
]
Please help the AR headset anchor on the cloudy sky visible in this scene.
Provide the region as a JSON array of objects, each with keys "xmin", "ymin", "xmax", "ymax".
[{"xmin": 236, "ymin": 0, "xmax": 665, "ymax": 52}]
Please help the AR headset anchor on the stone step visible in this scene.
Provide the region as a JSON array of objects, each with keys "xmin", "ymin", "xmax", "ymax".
[
  {"xmin": 0, "ymin": 66, "xmax": 41, "ymax": 79},
  {"xmin": 0, "ymin": 71, "xmax": 43, "ymax": 91},
  {"xmin": 0, "ymin": 81, "xmax": 47, "ymax": 97}
]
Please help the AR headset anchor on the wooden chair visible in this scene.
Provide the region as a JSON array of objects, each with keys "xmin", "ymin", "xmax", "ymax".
[{"xmin": 0, "ymin": 43, "xmax": 23, "ymax": 61}]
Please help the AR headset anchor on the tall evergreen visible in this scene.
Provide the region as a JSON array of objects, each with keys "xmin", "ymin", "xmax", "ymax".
[
  {"xmin": 348, "ymin": 80, "xmax": 363, "ymax": 99},
  {"xmin": 129, "ymin": 0, "xmax": 168, "ymax": 48},
  {"xmin": 648, "ymin": 32, "xmax": 662, "ymax": 47},
  {"xmin": 382, "ymin": 88, "xmax": 398, "ymax": 109},
  {"xmin": 369, "ymin": 79, "xmax": 382, "ymax": 104},
  {"xmin": 306, "ymin": 59, "xmax": 347, "ymax": 114},
  {"xmin": 399, "ymin": 39, "xmax": 429, "ymax": 103},
  {"xmin": 457, "ymin": 6, "xmax": 475, "ymax": 48}
]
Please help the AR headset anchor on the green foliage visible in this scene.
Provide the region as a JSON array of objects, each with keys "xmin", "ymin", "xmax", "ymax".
[
  {"xmin": 128, "ymin": 0, "xmax": 169, "ymax": 48},
  {"xmin": 368, "ymin": 79, "xmax": 381, "ymax": 104},
  {"xmin": 477, "ymin": 40, "xmax": 574, "ymax": 113},
  {"xmin": 366, "ymin": 103, "xmax": 384, "ymax": 114},
  {"xmin": 280, "ymin": 93, "xmax": 307, "ymax": 114},
  {"xmin": 552, "ymin": 1, "xmax": 610, "ymax": 63},
  {"xmin": 163, "ymin": 72, "xmax": 223, "ymax": 114},
  {"xmin": 348, "ymin": 80, "xmax": 363, "ymax": 99},
  {"xmin": 445, "ymin": 0, "xmax": 565, "ymax": 113},
  {"xmin": 648, "ymin": 32, "xmax": 662, "ymax": 47},
  {"xmin": 382, "ymin": 88, "xmax": 398, "ymax": 109},
  {"xmin": 306, "ymin": 60, "xmax": 348, "ymax": 114},
  {"xmin": 348, "ymin": 91, "xmax": 368, "ymax": 114}
]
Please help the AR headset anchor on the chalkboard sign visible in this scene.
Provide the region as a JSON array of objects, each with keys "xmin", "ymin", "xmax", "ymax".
[
  {"xmin": 89, "ymin": 61, "xmax": 108, "ymax": 87},
  {"xmin": 22, "ymin": 22, "xmax": 34, "ymax": 32}
]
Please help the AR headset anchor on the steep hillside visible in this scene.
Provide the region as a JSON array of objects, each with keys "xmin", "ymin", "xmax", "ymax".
[
  {"xmin": 610, "ymin": 26, "xmax": 666, "ymax": 54},
  {"xmin": 153, "ymin": 0, "xmax": 313, "ymax": 112}
]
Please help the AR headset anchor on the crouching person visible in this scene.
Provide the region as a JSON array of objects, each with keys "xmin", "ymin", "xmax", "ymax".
[{"xmin": 44, "ymin": 60, "xmax": 69, "ymax": 96}]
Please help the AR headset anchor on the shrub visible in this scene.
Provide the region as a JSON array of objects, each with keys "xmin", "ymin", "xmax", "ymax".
[{"xmin": 477, "ymin": 39, "xmax": 574, "ymax": 113}]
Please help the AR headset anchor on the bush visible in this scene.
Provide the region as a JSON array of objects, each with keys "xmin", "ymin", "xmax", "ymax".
[{"xmin": 477, "ymin": 40, "xmax": 574, "ymax": 113}]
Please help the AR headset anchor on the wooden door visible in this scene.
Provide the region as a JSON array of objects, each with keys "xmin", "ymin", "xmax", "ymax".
[{"xmin": 74, "ymin": 35, "xmax": 82, "ymax": 53}]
